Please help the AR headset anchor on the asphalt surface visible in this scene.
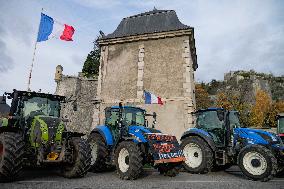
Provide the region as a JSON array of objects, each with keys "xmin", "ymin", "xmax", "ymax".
[{"xmin": 2, "ymin": 166, "xmax": 284, "ymax": 189}]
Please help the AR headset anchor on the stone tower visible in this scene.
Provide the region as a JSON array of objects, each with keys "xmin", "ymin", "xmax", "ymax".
[
  {"xmin": 94, "ymin": 9, "xmax": 198, "ymax": 139},
  {"xmin": 55, "ymin": 65, "xmax": 63, "ymax": 83}
]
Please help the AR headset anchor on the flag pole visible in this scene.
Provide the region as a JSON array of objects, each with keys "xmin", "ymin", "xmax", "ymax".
[{"xmin": 27, "ymin": 8, "xmax": 43, "ymax": 91}]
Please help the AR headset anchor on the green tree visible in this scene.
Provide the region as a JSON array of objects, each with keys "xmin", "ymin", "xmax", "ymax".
[{"xmin": 82, "ymin": 39, "xmax": 100, "ymax": 78}]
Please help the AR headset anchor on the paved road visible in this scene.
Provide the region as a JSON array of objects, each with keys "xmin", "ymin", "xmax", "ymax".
[{"xmin": 2, "ymin": 166, "xmax": 284, "ymax": 189}]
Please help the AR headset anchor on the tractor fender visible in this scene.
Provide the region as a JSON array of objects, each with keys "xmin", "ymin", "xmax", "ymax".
[
  {"xmin": 181, "ymin": 128, "xmax": 217, "ymax": 151},
  {"xmin": 90, "ymin": 125, "xmax": 114, "ymax": 146}
]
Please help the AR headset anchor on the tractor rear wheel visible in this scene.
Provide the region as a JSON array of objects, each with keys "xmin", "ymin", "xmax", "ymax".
[
  {"xmin": 62, "ymin": 137, "xmax": 91, "ymax": 178},
  {"xmin": 181, "ymin": 136, "xmax": 213, "ymax": 174},
  {"xmin": 115, "ymin": 141, "xmax": 143, "ymax": 180},
  {"xmin": 0, "ymin": 132, "xmax": 25, "ymax": 182},
  {"xmin": 238, "ymin": 145, "xmax": 277, "ymax": 182},
  {"xmin": 88, "ymin": 133, "xmax": 109, "ymax": 172}
]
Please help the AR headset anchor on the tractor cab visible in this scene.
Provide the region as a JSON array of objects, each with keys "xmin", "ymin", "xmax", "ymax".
[
  {"xmin": 105, "ymin": 105, "xmax": 157, "ymax": 141},
  {"xmin": 3, "ymin": 90, "xmax": 65, "ymax": 131},
  {"xmin": 277, "ymin": 113, "xmax": 284, "ymax": 140},
  {"xmin": 195, "ymin": 108, "xmax": 241, "ymax": 147},
  {"xmin": 105, "ymin": 106, "xmax": 146, "ymax": 128}
]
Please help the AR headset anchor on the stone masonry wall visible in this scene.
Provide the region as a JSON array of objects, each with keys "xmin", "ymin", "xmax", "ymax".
[
  {"xmin": 95, "ymin": 35, "xmax": 196, "ymax": 140},
  {"xmin": 55, "ymin": 75, "xmax": 98, "ymax": 134}
]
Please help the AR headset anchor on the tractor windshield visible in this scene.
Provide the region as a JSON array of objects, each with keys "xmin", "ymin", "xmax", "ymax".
[
  {"xmin": 23, "ymin": 96, "xmax": 60, "ymax": 118},
  {"xmin": 105, "ymin": 107, "xmax": 145, "ymax": 127},
  {"xmin": 196, "ymin": 111, "xmax": 224, "ymax": 130},
  {"xmin": 123, "ymin": 108, "xmax": 145, "ymax": 126}
]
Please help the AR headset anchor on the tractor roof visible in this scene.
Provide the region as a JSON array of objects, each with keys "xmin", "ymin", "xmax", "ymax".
[
  {"xmin": 110, "ymin": 106, "xmax": 145, "ymax": 111},
  {"xmin": 6, "ymin": 90, "xmax": 65, "ymax": 101},
  {"xmin": 196, "ymin": 108, "xmax": 239, "ymax": 114},
  {"xmin": 196, "ymin": 107, "xmax": 224, "ymax": 112}
]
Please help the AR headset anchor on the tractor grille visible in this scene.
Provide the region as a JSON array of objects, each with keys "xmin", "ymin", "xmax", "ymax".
[{"xmin": 39, "ymin": 116, "xmax": 62, "ymax": 142}]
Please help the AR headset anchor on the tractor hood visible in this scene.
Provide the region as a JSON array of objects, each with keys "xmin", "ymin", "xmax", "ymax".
[
  {"xmin": 234, "ymin": 128, "xmax": 281, "ymax": 145},
  {"xmin": 128, "ymin": 125, "xmax": 161, "ymax": 143},
  {"xmin": 29, "ymin": 115, "xmax": 66, "ymax": 147}
]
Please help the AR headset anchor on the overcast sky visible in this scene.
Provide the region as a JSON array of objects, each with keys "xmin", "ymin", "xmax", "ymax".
[{"xmin": 0, "ymin": 0, "xmax": 283, "ymax": 95}]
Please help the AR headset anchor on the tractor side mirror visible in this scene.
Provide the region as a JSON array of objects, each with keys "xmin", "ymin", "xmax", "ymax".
[
  {"xmin": 152, "ymin": 112, "xmax": 157, "ymax": 128},
  {"xmin": 153, "ymin": 112, "xmax": 157, "ymax": 119}
]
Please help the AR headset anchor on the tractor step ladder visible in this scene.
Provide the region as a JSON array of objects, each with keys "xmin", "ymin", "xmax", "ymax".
[{"xmin": 215, "ymin": 150, "xmax": 226, "ymax": 165}]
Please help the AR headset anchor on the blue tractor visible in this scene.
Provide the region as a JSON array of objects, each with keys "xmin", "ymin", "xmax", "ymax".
[
  {"xmin": 88, "ymin": 103, "xmax": 185, "ymax": 180},
  {"xmin": 180, "ymin": 108, "xmax": 284, "ymax": 181}
]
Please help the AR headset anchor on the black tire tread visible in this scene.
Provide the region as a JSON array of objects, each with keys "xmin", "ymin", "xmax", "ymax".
[
  {"xmin": 238, "ymin": 145, "xmax": 277, "ymax": 182},
  {"xmin": 115, "ymin": 141, "xmax": 143, "ymax": 180},
  {"xmin": 62, "ymin": 137, "xmax": 91, "ymax": 178},
  {"xmin": 88, "ymin": 133, "xmax": 109, "ymax": 172},
  {"xmin": 0, "ymin": 132, "xmax": 25, "ymax": 182},
  {"xmin": 181, "ymin": 136, "xmax": 213, "ymax": 174}
]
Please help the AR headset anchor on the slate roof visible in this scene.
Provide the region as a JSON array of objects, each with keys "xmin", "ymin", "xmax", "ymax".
[{"xmin": 103, "ymin": 9, "xmax": 191, "ymax": 39}]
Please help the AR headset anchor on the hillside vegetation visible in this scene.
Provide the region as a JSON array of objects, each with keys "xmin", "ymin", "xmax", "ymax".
[{"xmin": 196, "ymin": 70, "xmax": 284, "ymax": 128}]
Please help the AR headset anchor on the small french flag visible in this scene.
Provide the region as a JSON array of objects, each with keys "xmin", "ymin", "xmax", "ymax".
[{"xmin": 144, "ymin": 91, "xmax": 163, "ymax": 105}]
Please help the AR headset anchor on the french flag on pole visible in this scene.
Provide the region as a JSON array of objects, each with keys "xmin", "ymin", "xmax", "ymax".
[
  {"xmin": 37, "ymin": 13, "xmax": 75, "ymax": 42},
  {"xmin": 144, "ymin": 91, "xmax": 163, "ymax": 105}
]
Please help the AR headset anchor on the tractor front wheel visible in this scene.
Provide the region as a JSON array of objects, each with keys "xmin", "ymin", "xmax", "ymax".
[
  {"xmin": 0, "ymin": 132, "xmax": 25, "ymax": 182},
  {"xmin": 181, "ymin": 136, "xmax": 213, "ymax": 174},
  {"xmin": 62, "ymin": 137, "xmax": 91, "ymax": 178},
  {"xmin": 238, "ymin": 145, "xmax": 277, "ymax": 182},
  {"xmin": 115, "ymin": 141, "xmax": 143, "ymax": 180}
]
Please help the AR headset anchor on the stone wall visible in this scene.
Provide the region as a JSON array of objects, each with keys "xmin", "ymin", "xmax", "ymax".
[
  {"xmin": 55, "ymin": 74, "xmax": 98, "ymax": 134},
  {"xmin": 96, "ymin": 35, "xmax": 196, "ymax": 140}
]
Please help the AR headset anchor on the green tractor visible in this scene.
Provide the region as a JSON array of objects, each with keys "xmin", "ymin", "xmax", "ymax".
[{"xmin": 0, "ymin": 90, "xmax": 91, "ymax": 182}]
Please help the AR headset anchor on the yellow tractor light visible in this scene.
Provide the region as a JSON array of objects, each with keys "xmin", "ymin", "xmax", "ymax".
[{"xmin": 47, "ymin": 152, "xmax": 59, "ymax": 160}]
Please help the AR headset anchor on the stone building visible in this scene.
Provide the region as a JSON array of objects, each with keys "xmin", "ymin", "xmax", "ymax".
[
  {"xmin": 55, "ymin": 65, "xmax": 98, "ymax": 133},
  {"xmin": 94, "ymin": 9, "xmax": 198, "ymax": 139}
]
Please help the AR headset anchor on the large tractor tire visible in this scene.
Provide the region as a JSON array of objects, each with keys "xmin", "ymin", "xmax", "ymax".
[
  {"xmin": 238, "ymin": 145, "xmax": 277, "ymax": 182},
  {"xmin": 62, "ymin": 137, "xmax": 91, "ymax": 178},
  {"xmin": 0, "ymin": 132, "xmax": 25, "ymax": 182},
  {"xmin": 115, "ymin": 141, "xmax": 143, "ymax": 180},
  {"xmin": 181, "ymin": 136, "xmax": 213, "ymax": 174},
  {"xmin": 88, "ymin": 133, "xmax": 109, "ymax": 172}
]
